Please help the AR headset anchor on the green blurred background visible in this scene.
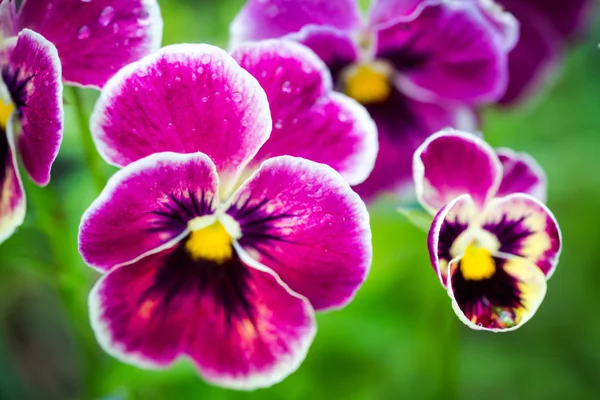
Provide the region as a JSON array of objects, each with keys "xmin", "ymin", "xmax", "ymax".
[{"xmin": 1, "ymin": 0, "xmax": 600, "ymax": 399}]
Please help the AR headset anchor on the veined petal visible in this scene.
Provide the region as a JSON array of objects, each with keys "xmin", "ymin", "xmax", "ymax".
[
  {"xmin": 91, "ymin": 44, "xmax": 271, "ymax": 194},
  {"xmin": 79, "ymin": 152, "xmax": 219, "ymax": 272},
  {"xmin": 353, "ymin": 90, "xmax": 477, "ymax": 201},
  {"xmin": 448, "ymin": 253, "xmax": 547, "ymax": 332},
  {"xmin": 376, "ymin": 0, "xmax": 512, "ymax": 104},
  {"xmin": 226, "ymin": 156, "xmax": 372, "ymax": 311},
  {"xmin": 233, "ymin": 40, "xmax": 378, "ymax": 186},
  {"xmin": 0, "ymin": 125, "xmax": 25, "ymax": 244},
  {"xmin": 229, "ymin": 0, "xmax": 361, "ymax": 49},
  {"xmin": 17, "ymin": 0, "xmax": 163, "ymax": 88},
  {"xmin": 496, "ymin": 148, "xmax": 547, "ymax": 202},
  {"xmin": 285, "ymin": 25, "xmax": 359, "ymax": 83},
  {"xmin": 481, "ymin": 193, "xmax": 561, "ymax": 278},
  {"xmin": 3, "ymin": 29, "xmax": 63, "ymax": 186},
  {"xmin": 90, "ymin": 242, "xmax": 315, "ymax": 390},
  {"xmin": 428, "ymin": 194, "xmax": 477, "ymax": 286},
  {"xmin": 413, "ymin": 129, "xmax": 502, "ymax": 214}
]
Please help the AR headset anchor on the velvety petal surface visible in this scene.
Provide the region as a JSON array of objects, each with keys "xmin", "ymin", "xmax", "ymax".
[
  {"xmin": 3, "ymin": 29, "xmax": 63, "ymax": 186},
  {"xmin": 353, "ymin": 91, "xmax": 476, "ymax": 200},
  {"xmin": 230, "ymin": 0, "xmax": 361, "ymax": 48},
  {"xmin": 376, "ymin": 1, "xmax": 513, "ymax": 103},
  {"xmin": 90, "ymin": 243, "xmax": 315, "ymax": 389},
  {"xmin": 413, "ymin": 130, "xmax": 502, "ymax": 214},
  {"xmin": 233, "ymin": 40, "xmax": 377, "ymax": 185},
  {"xmin": 17, "ymin": 0, "xmax": 163, "ymax": 88},
  {"xmin": 91, "ymin": 44, "xmax": 271, "ymax": 194},
  {"xmin": 496, "ymin": 148, "xmax": 546, "ymax": 202},
  {"xmin": 448, "ymin": 253, "xmax": 547, "ymax": 332},
  {"xmin": 0, "ymin": 128, "xmax": 25, "ymax": 244},
  {"xmin": 79, "ymin": 152, "xmax": 219, "ymax": 272},
  {"xmin": 481, "ymin": 193, "xmax": 561, "ymax": 278},
  {"xmin": 226, "ymin": 156, "xmax": 372, "ymax": 311},
  {"xmin": 286, "ymin": 25, "xmax": 359, "ymax": 83},
  {"xmin": 428, "ymin": 194, "xmax": 477, "ymax": 286}
]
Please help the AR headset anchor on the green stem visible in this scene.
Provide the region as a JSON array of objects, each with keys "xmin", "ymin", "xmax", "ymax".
[
  {"xmin": 70, "ymin": 86, "xmax": 106, "ymax": 192},
  {"xmin": 438, "ymin": 302, "xmax": 460, "ymax": 400}
]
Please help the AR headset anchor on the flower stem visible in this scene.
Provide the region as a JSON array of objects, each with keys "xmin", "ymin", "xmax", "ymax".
[
  {"xmin": 69, "ymin": 86, "xmax": 106, "ymax": 192},
  {"xmin": 438, "ymin": 301, "xmax": 461, "ymax": 400}
]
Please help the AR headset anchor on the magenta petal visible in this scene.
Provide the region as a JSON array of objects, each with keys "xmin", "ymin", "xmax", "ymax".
[
  {"xmin": 0, "ymin": 0, "xmax": 17, "ymax": 37},
  {"xmin": 91, "ymin": 44, "xmax": 271, "ymax": 194},
  {"xmin": 428, "ymin": 194, "xmax": 477, "ymax": 286},
  {"xmin": 79, "ymin": 152, "xmax": 219, "ymax": 272},
  {"xmin": 368, "ymin": 0, "xmax": 423, "ymax": 28},
  {"xmin": 230, "ymin": 0, "xmax": 361, "ymax": 48},
  {"xmin": 17, "ymin": 0, "xmax": 163, "ymax": 88},
  {"xmin": 227, "ymin": 156, "xmax": 372, "ymax": 311},
  {"xmin": 90, "ymin": 244, "xmax": 315, "ymax": 389},
  {"xmin": 413, "ymin": 129, "xmax": 502, "ymax": 214},
  {"xmin": 354, "ymin": 92, "xmax": 476, "ymax": 200},
  {"xmin": 0, "ymin": 128, "xmax": 25, "ymax": 244},
  {"xmin": 286, "ymin": 25, "xmax": 359, "ymax": 81},
  {"xmin": 481, "ymin": 193, "xmax": 561, "ymax": 278},
  {"xmin": 376, "ymin": 1, "xmax": 514, "ymax": 104},
  {"xmin": 3, "ymin": 29, "xmax": 63, "ymax": 186},
  {"xmin": 496, "ymin": 148, "xmax": 547, "ymax": 202},
  {"xmin": 233, "ymin": 40, "xmax": 377, "ymax": 185}
]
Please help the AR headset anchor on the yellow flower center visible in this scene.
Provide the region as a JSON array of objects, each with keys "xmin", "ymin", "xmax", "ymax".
[
  {"xmin": 185, "ymin": 220, "xmax": 233, "ymax": 263},
  {"xmin": 460, "ymin": 244, "xmax": 496, "ymax": 281},
  {"xmin": 343, "ymin": 62, "xmax": 393, "ymax": 104},
  {"xmin": 0, "ymin": 96, "xmax": 14, "ymax": 130}
]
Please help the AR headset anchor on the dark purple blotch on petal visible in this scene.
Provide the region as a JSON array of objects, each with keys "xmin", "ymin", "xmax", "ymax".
[
  {"xmin": 147, "ymin": 189, "xmax": 216, "ymax": 235},
  {"xmin": 482, "ymin": 214, "xmax": 534, "ymax": 256}
]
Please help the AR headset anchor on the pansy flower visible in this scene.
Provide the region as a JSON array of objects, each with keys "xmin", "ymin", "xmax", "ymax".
[
  {"xmin": 79, "ymin": 43, "xmax": 373, "ymax": 388},
  {"xmin": 1, "ymin": 0, "xmax": 163, "ymax": 88},
  {"xmin": 413, "ymin": 130, "xmax": 561, "ymax": 331},
  {"xmin": 230, "ymin": 0, "xmax": 517, "ymax": 199},
  {"xmin": 495, "ymin": 0, "xmax": 592, "ymax": 104},
  {"xmin": 0, "ymin": 29, "xmax": 62, "ymax": 243}
]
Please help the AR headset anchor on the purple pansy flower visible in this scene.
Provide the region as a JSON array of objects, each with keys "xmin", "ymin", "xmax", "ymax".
[
  {"xmin": 79, "ymin": 43, "xmax": 373, "ymax": 388},
  {"xmin": 495, "ymin": 0, "xmax": 592, "ymax": 104},
  {"xmin": 0, "ymin": 29, "xmax": 63, "ymax": 243},
  {"xmin": 1, "ymin": 0, "xmax": 163, "ymax": 88},
  {"xmin": 231, "ymin": 0, "xmax": 517, "ymax": 199},
  {"xmin": 413, "ymin": 130, "xmax": 561, "ymax": 331}
]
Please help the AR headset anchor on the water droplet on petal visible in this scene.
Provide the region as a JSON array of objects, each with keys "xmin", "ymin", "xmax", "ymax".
[
  {"xmin": 112, "ymin": 23, "xmax": 119, "ymax": 34},
  {"xmin": 81, "ymin": 0, "xmax": 92, "ymax": 3},
  {"xmin": 274, "ymin": 120, "xmax": 283, "ymax": 129},
  {"xmin": 223, "ymin": 118, "xmax": 229, "ymax": 125},
  {"xmin": 232, "ymin": 92, "xmax": 243, "ymax": 102},
  {"xmin": 274, "ymin": 66, "xmax": 283, "ymax": 76},
  {"xmin": 201, "ymin": 97, "xmax": 209, "ymax": 103},
  {"xmin": 201, "ymin": 54, "xmax": 211, "ymax": 64},
  {"xmin": 77, "ymin": 25, "xmax": 91, "ymax": 40},
  {"xmin": 211, "ymin": 73, "xmax": 218, "ymax": 80},
  {"xmin": 98, "ymin": 6, "xmax": 115, "ymax": 27},
  {"xmin": 168, "ymin": 122, "xmax": 173, "ymax": 128},
  {"xmin": 281, "ymin": 81, "xmax": 292, "ymax": 93},
  {"xmin": 197, "ymin": 66, "xmax": 204, "ymax": 74},
  {"xmin": 175, "ymin": 76, "xmax": 181, "ymax": 82}
]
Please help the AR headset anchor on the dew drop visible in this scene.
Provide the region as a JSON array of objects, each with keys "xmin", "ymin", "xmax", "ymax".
[
  {"xmin": 232, "ymin": 92, "xmax": 243, "ymax": 102},
  {"xmin": 201, "ymin": 54, "xmax": 211, "ymax": 64},
  {"xmin": 281, "ymin": 81, "xmax": 292, "ymax": 93},
  {"xmin": 77, "ymin": 25, "xmax": 91, "ymax": 40},
  {"xmin": 167, "ymin": 122, "xmax": 174, "ymax": 128},
  {"xmin": 201, "ymin": 96, "xmax": 209, "ymax": 103},
  {"xmin": 98, "ymin": 6, "xmax": 115, "ymax": 27},
  {"xmin": 223, "ymin": 118, "xmax": 229, "ymax": 125},
  {"xmin": 211, "ymin": 73, "xmax": 218, "ymax": 80},
  {"xmin": 274, "ymin": 120, "xmax": 283, "ymax": 129},
  {"xmin": 81, "ymin": 0, "xmax": 92, "ymax": 2},
  {"xmin": 175, "ymin": 76, "xmax": 181, "ymax": 82},
  {"xmin": 112, "ymin": 23, "xmax": 119, "ymax": 34},
  {"xmin": 197, "ymin": 66, "xmax": 204, "ymax": 74}
]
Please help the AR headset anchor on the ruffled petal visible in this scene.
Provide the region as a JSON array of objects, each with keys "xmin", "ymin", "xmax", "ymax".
[
  {"xmin": 448, "ymin": 252, "xmax": 547, "ymax": 332},
  {"xmin": 353, "ymin": 90, "xmax": 477, "ymax": 201},
  {"xmin": 91, "ymin": 44, "xmax": 271, "ymax": 194},
  {"xmin": 229, "ymin": 0, "xmax": 361, "ymax": 48},
  {"xmin": 17, "ymin": 0, "xmax": 163, "ymax": 88},
  {"xmin": 413, "ymin": 129, "xmax": 502, "ymax": 214},
  {"xmin": 376, "ymin": 0, "xmax": 514, "ymax": 104},
  {"xmin": 481, "ymin": 193, "xmax": 561, "ymax": 278},
  {"xmin": 90, "ymin": 242, "xmax": 315, "ymax": 389},
  {"xmin": 368, "ymin": 0, "xmax": 423, "ymax": 28},
  {"xmin": 226, "ymin": 156, "xmax": 371, "ymax": 311},
  {"xmin": 428, "ymin": 194, "xmax": 477, "ymax": 286},
  {"xmin": 0, "ymin": 126, "xmax": 25, "ymax": 244},
  {"xmin": 79, "ymin": 152, "xmax": 219, "ymax": 272},
  {"xmin": 285, "ymin": 25, "xmax": 359, "ymax": 83},
  {"xmin": 496, "ymin": 148, "xmax": 547, "ymax": 202},
  {"xmin": 3, "ymin": 29, "xmax": 63, "ymax": 186},
  {"xmin": 233, "ymin": 40, "xmax": 377, "ymax": 186}
]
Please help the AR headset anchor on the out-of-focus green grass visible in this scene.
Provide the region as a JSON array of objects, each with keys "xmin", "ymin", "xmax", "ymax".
[{"xmin": 1, "ymin": 1, "xmax": 600, "ymax": 399}]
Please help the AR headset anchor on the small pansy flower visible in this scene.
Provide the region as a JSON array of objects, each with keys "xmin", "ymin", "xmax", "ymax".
[
  {"xmin": 230, "ymin": 0, "xmax": 517, "ymax": 199},
  {"xmin": 0, "ymin": 29, "xmax": 63, "ymax": 243},
  {"xmin": 79, "ymin": 43, "xmax": 373, "ymax": 388},
  {"xmin": 413, "ymin": 129, "xmax": 561, "ymax": 331},
  {"xmin": 495, "ymin": 0, "xmax": 592, "ymax": 104},
  {"xmin": 0, "ymin": 0, "xmax": 163, "ymax": 88}
]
